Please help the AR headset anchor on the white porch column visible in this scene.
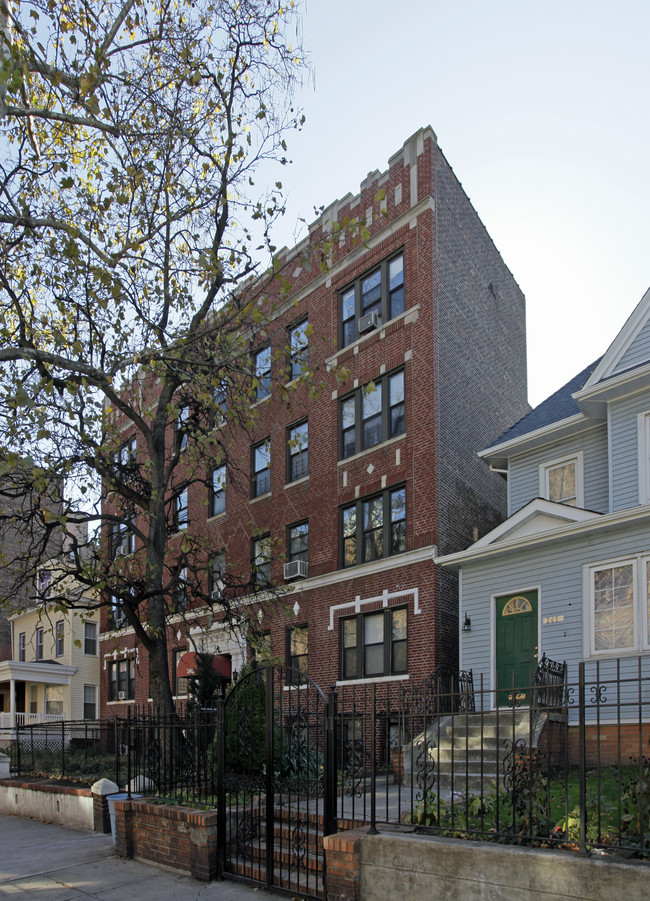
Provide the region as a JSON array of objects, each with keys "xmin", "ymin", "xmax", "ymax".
[{"xmin": 9, "ymin": 677, "xmax": 15, "ymax": 728}]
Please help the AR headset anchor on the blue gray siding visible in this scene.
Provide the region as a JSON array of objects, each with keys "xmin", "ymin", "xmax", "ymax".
[
  {"xmin": 459, "ymin": 520, "xmax": 650, "ymax": 720},
  {"xmin": 609, "ymin": 388, "xmax": 650, "ymax": 511},
  {"xmin": 613, "ymin": 317, "xmax": 650, "ymax": 375},
  {"xmin": 507, "ymin": 425, "xmax": 608, "ymax": 515}
]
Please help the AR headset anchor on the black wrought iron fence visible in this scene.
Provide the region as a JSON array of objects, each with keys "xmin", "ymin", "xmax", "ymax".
[{"xmin": 6, "ymin": 657, "xmax": 650, "ymax": 860}]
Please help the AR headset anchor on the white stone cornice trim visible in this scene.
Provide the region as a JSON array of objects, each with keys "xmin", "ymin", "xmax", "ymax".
[
  {"xmin": 294, "ymin": 545, "xmax": 436, "ymax": 595},
  {"xmin": 328, "ymin": 586, "xmax": 421, "ymax": 631}
]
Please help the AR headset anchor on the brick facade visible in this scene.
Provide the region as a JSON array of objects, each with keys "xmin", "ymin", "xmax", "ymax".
[{"xmin": 99, "ymin": 126, "xmax": 528, "ymax": 717}]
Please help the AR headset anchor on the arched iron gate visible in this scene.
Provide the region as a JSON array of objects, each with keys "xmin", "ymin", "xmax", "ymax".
[{"xmin": 215, "ymin": 664, "xmax": 337, "ymax": 898}]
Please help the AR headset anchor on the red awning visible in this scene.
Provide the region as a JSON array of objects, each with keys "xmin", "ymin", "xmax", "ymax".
[{"xmin": 176, "ymin": 652, "xmax": 232, "ymax": 680}]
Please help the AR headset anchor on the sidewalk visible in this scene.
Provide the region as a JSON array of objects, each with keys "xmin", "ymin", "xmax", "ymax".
[{"xmin": 0, "ymin": 814, "xmax": 276, "ymax": 900}]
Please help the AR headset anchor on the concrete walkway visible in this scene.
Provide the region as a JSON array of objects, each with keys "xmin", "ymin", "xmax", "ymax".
[{"xmin": 0, "ymin": 814, "xmax": 277, "ymax": 900}]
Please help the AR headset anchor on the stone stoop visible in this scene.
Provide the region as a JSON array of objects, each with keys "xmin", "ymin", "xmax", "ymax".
[{"xmin": 402, "ymin": 708, "xmax": 545, "ymax": 795}]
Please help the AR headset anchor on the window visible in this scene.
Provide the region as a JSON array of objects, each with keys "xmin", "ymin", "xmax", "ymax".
[
  {"xmin": 340, "ymin": 370, "xmax": 405, "ymax": 459},
  {"xmin": 540, "ymin": 453, "xmax": 583, "ymax": 507},
  {"xmin": 38, "ymin": 569, "xmax": 51, "ymax": 600},
  {"xmin": 55, "ymin": 621, "xmax": 64, "ymax": 657},
  {"xmin": 639, "ymin": 411, "xmax": 650, "ymax": 504},
  {"xmin": 288, "ymin": 319, "xmax": 309, "ymax": 380},
  {"xmin": 29, "ymin": 684, "xmax": 38, "ymax": 714},
  {"xmin": 209, "ymin": 551, "xmax": 226, "ymax": 599},
  {"xmin": 254, "ymin": 346, "xmax": 271, "ymax": 401},
  {"xmin": 210, "ymin": 465, "xmax": 226, "ymax": 517},
  {"xmin": 173, "ymin": 566, "xmax": 188, "ymax": 613},
  {"xmin": 111, "ymin": 517, "xmax": 135, "ymax": 558},
  {"xmin": 588, "ymin": 555, "xmax": 650, "ymax": 656},
  {"xmin": 287, "ymin": 522, "xmax": 309, "ymax": 564},
  {"xmin": 110, "ymin": 596, "xmax": 127, "ymax": 629},
  {"xmin": 214, "ymin": 379, "xmax": 228, "ymax": 423},
  {"xmin": 287, "ymin": 421, "xmax": 308, "ymax": 482},
  {"xmin": 341, "ymin": 487, "xmax": 406, "ymax": 568},
  {"xmin": 173, "ymin": 485, "xmax": 188, "ymax": 530},
  {"xmin": 35, "ymin": 627, "xmax": 44, "ymax": 661},
  {"xmin": 83, "ymin": 685, "xmax": 97, "ymax": 720},
  {"xmin": 18, "ymin": 632, "xmax": 25, "ymax": 661},
  {"xmin": 252, "ymin": 440, "xmax": 271, "ymax": 498},
  {"xmin": 108, "ymin": 657, "xmax": 135, "ymax": 701},
  {"xmin": 252, "ymin": 535, "xmax": 272, "ymax": 588},
  {"xmin": 287, "ymin": 626, "xmax": 308, "ymax": 684},
  {"xmin": 340, "ymin": 252, "xmax": 404, "ymax": 347},
  {"xmin": 341, "ymin": 607, "xmax": 407, "ymax": 680},
  {"xmin": 116, "ymin": 436, "xmax": 137, "ymax": 467},
  {"xmin": 173, "ymin": 648, "xmax": 188, "ymax": 696},
  {"xmin": 84, "ymin": 621, "xmax": 98, "ymax": 656},
  {"xmin": 45, "ymin": 685, "xmax": 63, "ymax": 717},
  {"xmin": 177, "ymin": 405, "xmax": 189, "ymax": 451}
]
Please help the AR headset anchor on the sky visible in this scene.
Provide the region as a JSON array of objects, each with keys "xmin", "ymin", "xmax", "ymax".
[{"xmin": 269, "ymin": 0, "xmax": 650, "ymax": 408}]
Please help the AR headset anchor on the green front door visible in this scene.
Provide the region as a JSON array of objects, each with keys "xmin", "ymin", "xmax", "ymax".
[{"xmin": 496, "ymin": 590, "xmax": 538, "ymax": 706}]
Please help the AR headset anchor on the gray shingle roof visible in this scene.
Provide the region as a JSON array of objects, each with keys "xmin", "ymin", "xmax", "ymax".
[{"xmin": 485, "ymin": 358, "xmax": 602, "ymax": 450}]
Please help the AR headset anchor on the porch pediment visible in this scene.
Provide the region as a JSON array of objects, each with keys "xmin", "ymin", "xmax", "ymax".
[{"xmin": 469, "ymin": 498, "xmax": 600, "ymax": 549}]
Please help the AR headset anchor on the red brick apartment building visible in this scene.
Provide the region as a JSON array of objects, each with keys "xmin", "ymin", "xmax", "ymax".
[{"xmin": 98, "ymin": 126, "xmax": 529, "ymax": 717}]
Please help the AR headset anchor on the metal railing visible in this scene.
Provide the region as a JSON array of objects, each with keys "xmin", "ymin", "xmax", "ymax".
[{"xmin": 5, "ymin": 657, "xmax": 650, "ymax": 860}]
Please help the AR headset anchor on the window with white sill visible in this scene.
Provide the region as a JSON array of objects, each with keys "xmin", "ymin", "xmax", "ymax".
[{"xmin": 540, "ymin": 452, "xmax": 584, "ymax": 507}]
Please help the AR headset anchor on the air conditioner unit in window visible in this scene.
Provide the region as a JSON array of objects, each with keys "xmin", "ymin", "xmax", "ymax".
[
  {"xmin": 115, "ymin": 546, "xmax": 126, "ymax": 557},
  {"xmin": 284, "ymin": 560, "xmax": 308, "ymax": 581},
  {"xmin": 117, "ymin": 690, "xmax": 127, "ymax": 701},
  {"xmin": 358, "ymin": 310, "xmax": 381, "ymax": 334}
]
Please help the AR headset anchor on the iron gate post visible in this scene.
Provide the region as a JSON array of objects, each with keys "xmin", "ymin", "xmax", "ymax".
[
  {"xmin": 265, "ymin": 665, "xmax": 275, "ymax": 890},
  {"xmin": 215, "ymin": 697, "xmax": 226, "ymax": 878},
  {"xmin": 324, "ymin": 687, "xmax": 338, "ymax": 839}
]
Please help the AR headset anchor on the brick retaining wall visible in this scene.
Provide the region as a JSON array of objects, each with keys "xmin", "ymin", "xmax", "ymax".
[{"xmin": 113, "ymin": 798, "xmax": 219, "ymax": 881}]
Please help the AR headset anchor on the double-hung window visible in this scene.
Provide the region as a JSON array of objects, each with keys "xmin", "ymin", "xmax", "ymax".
[
  {"xmin": 341, "ymin": 487, "xmax": 406, "ymax": 568},
  {"xmin": 340, "ymin": 252, "xmax": 404, "ymax": 348},
  {"xmin": 252, "ymin": 535, "xmax": 272, "ymax": 588},
  {"xmin": 287, "ymin": 421, "xmax": 308, "ymax": 482},
  {"xmin": 210, "ymin": 465, "xmax": 226, "ymax": 517},
  {"xmin": 35, "ymin": 627, "xmax": 44, "ymax": 661},
  {"xmin": 173, "ymin": 648, "xmax": 188, "ymax": 697},
  {"xmin": 38, "ymin": 569, "xmax": 51, "ymax": 600},
  {"xmin": 83, "ymin": 685, "xmax": 97, "ymax": 720},
  {"xmin": 18, "ymin": 632, "xmax": 25, "ymax": 661},
  {"xmin": 287, "ymin": 521, "xmax": 309, "ymax": 564},
  {"xmin": 540, "ymin": 453, "xmax": 583, "ymax": 507},
  {"xmin": 588, "ymin": 554, "xmax": 650, "ymax": 656},
  {"xmin": 341, "ymin": 607, "xmax": 407, "ymax": 680},
  {"xmin": 112, "ymin": 517, "xmax": 135, "ymax": 558},
  {"xmin": 254, "ymin": 346, "xmax": 271, "ymax": 401},
  {"xmin": 252, "ymin": 440, "xmax": 271, "ymax": 498},
  {"xmin": 55, "ymin": 621, "xmax": 64, "ymax": 657},
  {"xmin": 214, "ymin": 380, "xmax": 228, "ymax": 423},
  {"xmin": 84, "ymin": 621, "xmax": 98, "ymax": 656},
  {"xmin": 109, "ymin": 657, "xmax": 135, "ymax": 701},
  {"xmin": 174, "ymin": 485, "xmax": 188, "ymax": 531},
  {"xmin": 174, "ymin": 566, "xmax": 188, "ymax": 613},
  {"xmin": 110, "ymin": 596, "xmax": 127, "ymax": 629},
  {"xmin": 209, "ymin": 551, "xmax": 226, "ymax": 599},
  {"xmin": 340, "ymin": 370, "xmax": 405, "ymax": 459},
  {"xmin": 287, "ymin": 626, "xmax": 309, "ymax": 684},
  {"xmin": 288, "ymin": 320, "xmax": 309, "ymax": 380},
  {"xmin": 177, "ymin": 405, "xmax": 189, "ymax": 452}
]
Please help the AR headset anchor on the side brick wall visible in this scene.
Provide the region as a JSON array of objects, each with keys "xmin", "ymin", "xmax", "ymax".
[{"xmin": 114, "ymin": 799, "xmax": 219, "ymax": 881}]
